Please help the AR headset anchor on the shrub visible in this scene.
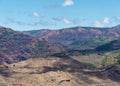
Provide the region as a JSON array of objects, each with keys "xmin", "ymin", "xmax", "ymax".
[
  {"xmin": 116, "ymin": 54, "xmax": 120, "ymax": 64},
  {"xmin": 102, "ymin": 56, "xmax": 117, "ymax": 67}
]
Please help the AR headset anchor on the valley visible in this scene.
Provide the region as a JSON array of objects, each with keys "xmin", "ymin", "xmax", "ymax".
[
  {"xmin": 0, "ymin": 25, "xmax": 120, "ymax": 86},
  {"xmin": 1, "ymin": 0, "xmax": 120, "ymax": 86}
]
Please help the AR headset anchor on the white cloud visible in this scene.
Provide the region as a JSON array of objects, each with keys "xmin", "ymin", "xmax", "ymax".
[
  {"xmin": 94, "ymin": 21, "xmax": 104, "ymax": 27},
  {"xmin": 94, "ymin": 17, "xmax": 110, "ymax": 27},
  {"xmin": 63, "ymin": 18, "xmax": 72, "ymax": 24},
  {"xmin": 53, "ymin": 17, "xmax": 80, "ymax": 25},
  {"xmin": 62, "ymin": 0, "xmax": 74, "ymax": 7},
  {"xmin": 32, "ymin": 12, "xmax": 45, "ymax": 18},
  {"xmin": 103, "ymin": 17, "xmax": 109, "ymax": 24},
  {"xmin": 33, "ymin": 12, "xmax": 39, "ymax": 17}
]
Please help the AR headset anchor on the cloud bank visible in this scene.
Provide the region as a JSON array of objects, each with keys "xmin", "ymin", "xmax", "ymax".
[{"xmin": 94, "ymin": 17, "xmax": 110, "ymax": 27}]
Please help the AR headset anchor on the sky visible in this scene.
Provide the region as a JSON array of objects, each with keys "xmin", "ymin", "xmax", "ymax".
[{"xmin": 0, "ymin": 0, "xmax": 120, "ymax": 31}]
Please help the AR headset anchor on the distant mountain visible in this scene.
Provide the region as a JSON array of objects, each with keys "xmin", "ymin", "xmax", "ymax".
[
  {"xmin": 0, "ymin": 26, "xmax": 65, "ymax": 64},
  {"xmin": 26, "ymin": 25, "xmax": 120, "ymax": 50},
  {"xmin": 96, "ymin": 39, "xmax": 120, "ymax": 51}
]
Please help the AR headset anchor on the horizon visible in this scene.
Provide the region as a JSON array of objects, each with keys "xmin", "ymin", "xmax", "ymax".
[
  {"xmin": 0, "ymin": 0, "xmax": 120, "ymax": 31},
  {"xmin": 1, "ymin": 24, "xmax": 119, "ymax": 32}
]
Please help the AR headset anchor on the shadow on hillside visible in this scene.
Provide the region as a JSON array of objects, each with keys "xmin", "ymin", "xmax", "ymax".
[
  {"xmin": 42, "ymin": 56, "xmax": 120, "ymax": 83},
  {"xmin": 0, "ymin": 66, "xmax": 13, "ymax": 77},
  {"xmin": 83, "ymin": 65, "xmax": 120, "ymax": 82},
  {"xmin": 42, "ymin": 56, "xmax": 96, "ymax": 73}
]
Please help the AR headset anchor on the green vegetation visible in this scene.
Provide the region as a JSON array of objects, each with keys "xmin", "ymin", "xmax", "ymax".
[
  {"xmin": 71, "ymin": 53, "xmax": 104, "ymax": 67},
  {"xmin": 102, "ymin": 57, "xmax": 117, "ymax": 67},
  {"xmin": 93, "ymin": 38, "xmax": 112, "ymax": 45},
  {"xmin": 70, "ymin": 38, "xmax": 113, "ymax": 50},
  {"xmin": 100, "ymin": 50, "xmax": 120, "ymax": 67},
  {"xmin": 116, "ymin": 54, "xmax": 120, "ymax": 64},
  {"xmin": 53, "ymin": 50, "xmax": 88, "ymax": 58}
]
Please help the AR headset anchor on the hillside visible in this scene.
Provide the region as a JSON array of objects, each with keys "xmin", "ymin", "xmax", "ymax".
[
  {"xmin": 96, "ymin": 39, "xmax": 120, "ymax": 51},
  {"xmin": 26, "ymin": 25, "xmax": 120, "ymax": 50},
  {"xmin": 0, "ymin": 26, "xmax": 65, "ymax": 64},
  {"xmin": 0, "ymin": 57, "xmax": 119, "ymax": 86}
]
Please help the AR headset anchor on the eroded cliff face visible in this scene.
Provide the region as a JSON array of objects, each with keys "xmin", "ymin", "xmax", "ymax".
[{"xmin": 0, "ymin": 26, "xmax": 65, "ymax": 64}]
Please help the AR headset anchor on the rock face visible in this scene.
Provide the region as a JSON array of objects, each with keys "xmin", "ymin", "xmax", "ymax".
[
  {"xmin": 26, "ymin": 25, "xmax": 120, "ymax": 49},
  {"xmin": 0, "ymin": 26, "xmax": 65, "ymax": 64}
]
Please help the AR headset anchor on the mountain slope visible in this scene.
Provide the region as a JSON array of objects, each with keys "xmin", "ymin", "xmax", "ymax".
[
  {"xmin": 26, "ymin": 25, "xmax": 120, "ymax": 50},
  {"xmin": 0, "ymin": 26, "xmax": 65, "ymax": 64},
  {"xmin": 96, "ymin": 39, "xmax": 120, "ymax": 51}
]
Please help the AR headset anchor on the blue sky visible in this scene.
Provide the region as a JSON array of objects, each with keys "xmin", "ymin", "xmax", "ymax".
[{"xmin": 0, "ymin": 0, "xmax": 120, "ymax": 31}]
